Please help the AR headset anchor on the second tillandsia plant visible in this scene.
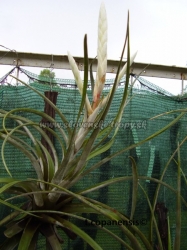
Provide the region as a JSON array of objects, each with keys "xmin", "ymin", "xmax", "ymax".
[{"xmin": 0, "ymin": 2, "xmax": 184, "ymax": 250}]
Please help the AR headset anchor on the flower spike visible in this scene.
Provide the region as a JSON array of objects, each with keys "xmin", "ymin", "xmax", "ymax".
[{"xmin": 92, "ymin": 2, "xmax": 107, "ymax": 110}]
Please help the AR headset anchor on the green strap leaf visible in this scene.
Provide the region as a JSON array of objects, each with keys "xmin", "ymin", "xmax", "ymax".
[
  {"xmin": 10, "ymin": 75, "xmax": 71, "ymax": 136},
  {"xmin": 0, "ymin": 198, "xmax": 38, "ymax": 218},
  {"xmin": 0, "ymin": 180, "xmax": 27, "ymax": 194},
  {"xmin": 18, "ymin": 218, "xmax": 41, "ymax": 250},
  {"xmin": 50, "ymin": 34, "xmax": 90, "ymax": 189},
  {"xmin": 39, "ymin": 223, "xmax": 62, "ymax": 250},
  {"xmin": 81, "ymin": 112, "xmax": 185, "ymax": 178},
  {"xmin": 0, "ymin": 132, "xmax": 44, "ymax": 181},
  {"xmin": 129, "ymin": 156, "xmax": 138, "ymax": 220},
  {"xmin": 174, "ymin": 142, "xmax": 181, "ymax": 250},
  {"xmin": 0, "ymin": 234, "xmax": 21, "ymax": 250},
  {"xmin": 87, "ymin": 136, "xmax": 114, "ymax": 161},
  {"xmin": 90, "ymin": 56, "xmax": 97, "ymax": 98},
  {"xmin": 31, "ymin": 210, "xmax": 133, "ymax": 249},
  {"xmin": 54, "ymin": 215, "xmax": 103, "ymax": 250},
  {"xmin": 138, "ymin": 182, "xmax": 162, "ymax": 250},
  {"xmin": 85, "ymin": 197, "xmax": 152, "ymax": 250},
  {"xmin": 4, "ymin": 219, "xmax": 28, "ymax": 238},
  {"xmin": 167, "ymin": 215, "xmax": 172, "ymax": 250}
]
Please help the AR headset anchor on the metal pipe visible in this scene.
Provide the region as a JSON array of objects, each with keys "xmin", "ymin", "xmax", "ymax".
[{"xmin": 0, "ymin": 50, "xmax": 187, "ymax": 80}]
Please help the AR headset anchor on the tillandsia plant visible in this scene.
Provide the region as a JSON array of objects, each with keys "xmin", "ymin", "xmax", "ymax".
[
  {"xmin": 0, "ymin": 2, "xmax": 186, "ymax": 250},
  {"xmin": 0, "ymin": 3, "xmax": 140, "ymax": 249}
]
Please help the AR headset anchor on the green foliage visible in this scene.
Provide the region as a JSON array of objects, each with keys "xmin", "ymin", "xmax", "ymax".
[
  {"xmin": 39, "ymin": 69, "xmax": 55, "ymax": 79},
  {"xmin": 39, "ymin": 69, "xmax": 56, "ymax": 84}
]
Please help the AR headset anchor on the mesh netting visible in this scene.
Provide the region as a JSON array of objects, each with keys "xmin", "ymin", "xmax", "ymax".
[{"xmin": 0, "ymin": 68, "xmax": 187, "ymax": 249}]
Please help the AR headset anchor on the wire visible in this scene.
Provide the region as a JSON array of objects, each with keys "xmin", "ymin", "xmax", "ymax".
[
  {"xmin": 0, "ymin": 44, "xmax": 18, "ymax": 63},
  {"xmin": 0, "ymin": 67, "xmax": 16, "ymax": 84}
]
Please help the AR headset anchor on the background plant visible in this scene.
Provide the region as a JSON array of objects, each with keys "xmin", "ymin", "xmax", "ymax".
[{"xmin": 39, "ymin": 69, "xmax": 56, "ymax": 85}]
